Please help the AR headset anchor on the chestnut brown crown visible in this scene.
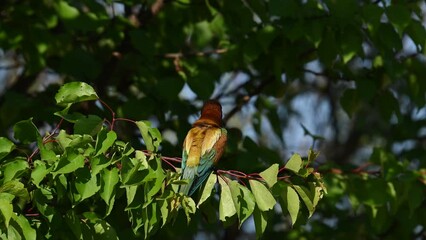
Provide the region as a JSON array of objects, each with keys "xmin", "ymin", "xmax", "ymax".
[{"xmin": 196, "ymin": 100, "xmax": 223, "ymax": 127}]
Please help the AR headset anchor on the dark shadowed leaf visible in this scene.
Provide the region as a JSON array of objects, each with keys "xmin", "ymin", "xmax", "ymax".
[{"xmin": 13, "ymin": 118, "xmax": 41, "ymax": 144}]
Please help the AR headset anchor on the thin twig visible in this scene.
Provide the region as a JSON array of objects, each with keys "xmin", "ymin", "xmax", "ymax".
[{"xmin": 98, "ymin": 99, "xmax": 116, "ymax": 130}]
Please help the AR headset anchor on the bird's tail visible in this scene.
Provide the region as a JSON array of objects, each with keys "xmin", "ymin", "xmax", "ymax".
[{"xmin": 179, "ymin": 167, "xmax": 196, "ymax": 196}]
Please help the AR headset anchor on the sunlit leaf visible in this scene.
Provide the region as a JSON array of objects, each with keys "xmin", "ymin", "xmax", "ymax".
[
  {"xmin": 95, "ymin": 129, "xmax": 117, "ymax": 156},
  {"xmin": 100, "ymin": 168, "xmax": 119, "ymax": 216},
  {"xmin": 0, "ymin": 137, "xmax": 15, "ymax": 161},
  {"xmin": 293, "ymin": 185, "xmax": 314, "ymax": 217},
  {"xmin": 249, "ymin": 179, "xmax": 276, "ymax": 211},
  {"xmin": 182, "ymin": 196, "xmax": 196, "ymax": 224},
  {"xmin": 55, "ymin": 1, "xmax": 80, "ymax": 19},
  {"xmin": 218, "ymin": 177, "xmax": 237, "ymax": 221},
  {"xmin": 136, "ymin": 121, "xmax": 162, "ymax": 152},
  {"xmin": 285, "ymin": 154, "xmax": 302, "ymax": 173},
  {"xmin": 10, "ymin": 214, "xmax": 36, "ymax": 240},
  {"xmin": 197, "ymin": 172, "xmax": 217, "ymax": 208},
  {"xmin": 0, "ymin": 196, "xmax": 13, "ymax": 228},
  {"xmin": 229, "ymin": 180, "xmax": 255, "ymax": 227},
  {"xmin": 274, "ymin": 182, "xmax": 300, "ymax": 226},
  {"xmin": 53, "ymin": 150, "xmax": 85, "ymax": 175},
  {"xmin": 0, "ymin": 181, "xmax": 30, "ymax": 204},
  {"xmin": 74, "ymin": 169, "xmax": 100, "ymax": 203},
  {"xmin": 55, "ymin": 82, "xmax": 98, "ymax": 106},
  {"xmin": 259, "ymin": 163, "xmax": 279, "ymax": 188},
  {"xmin": 3, "ymin": 158, "xmax": 29, "ymax": 182}
]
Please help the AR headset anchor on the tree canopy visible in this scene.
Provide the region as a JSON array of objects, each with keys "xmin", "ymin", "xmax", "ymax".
[{"xmin": 0, "ymin": 0, "xmax": 426, "ymax": 239}]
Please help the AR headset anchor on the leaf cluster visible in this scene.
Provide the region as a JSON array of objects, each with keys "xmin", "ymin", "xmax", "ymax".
[{"xmin": 0, "ymin": 83, "xmax": 325, "ymax": 239}]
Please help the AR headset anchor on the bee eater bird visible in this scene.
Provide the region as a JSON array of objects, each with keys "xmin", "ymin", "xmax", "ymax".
[{"xmin": 179, "ymin": 100, "xmax": 227, "ymax": 196}]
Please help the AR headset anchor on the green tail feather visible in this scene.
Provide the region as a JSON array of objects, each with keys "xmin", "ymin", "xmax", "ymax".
[{"xmin": 179, "ymin": 166, "xmax": 213, "ymax": 196}]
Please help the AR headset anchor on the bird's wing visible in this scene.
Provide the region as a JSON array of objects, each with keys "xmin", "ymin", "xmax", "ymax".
[
  {"xmin": 179, "ymin": 127, "xmax": 203, "ymax": 195},
  {"xmin": 187, "ymin": 127, "xmax": 227, "ymax": 196}
]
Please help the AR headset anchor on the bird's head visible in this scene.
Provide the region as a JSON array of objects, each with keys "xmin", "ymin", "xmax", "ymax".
[{"xmin": 198, "ymin": 100, "xmax": 223, "ymax": 127}]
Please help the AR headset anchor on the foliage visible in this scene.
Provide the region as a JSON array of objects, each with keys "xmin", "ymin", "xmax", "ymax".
[
  {"xmin": 0, "ymin": 83, "xmax": 325, "ymax": 239},
  {"xmin": 1, "ymin": 0, "xmax": 426, "ymax": 239}
]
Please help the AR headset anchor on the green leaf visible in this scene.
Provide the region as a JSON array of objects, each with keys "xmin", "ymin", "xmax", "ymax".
[
  {"xmin": 386, "ymin": 5, "xmax": 411, "ymax": 32},
  {"xmin": 197, "ymin": 172, "xmax": 217, "ymax": 207},
  {"xmin": 0, "ymin": 180, "xmax": 29, "ymax": 203},
  {"xmin": 407, "ymin": 20, "xmax": 426, "ymax": 48},
  {"xmin": 54, "ymin": 106, "xmax": 85, "ymax": 123},
  {"xmin": 0, "ymin": 137, "xmax": 15, "ymax": 161},
  {"xmin": 55, "ymin": 82, "xmax": 98, "ymax": 106},
  {"xmin": 229, "ymin": 180, "xmax": 255, "ymax": 227},
  {"xmin": 33, "ymin": 188, "xmax": 55, "ymax": 220},
  {"xmin": 278, "ymin": 182, "xmax": 300, "ymax": 226},
  {"xmin": 121, "ymin": 154, "xmax": 152, "ymax": 186},
  {"xmin": 53, "ymin": 150, "xmax": 85, "ymax": 175},
  {"xmin": 259, "ymin": 163, "xmax": 279, "ymax": 188},
  {"xmin": 285, "ymin": 153, "xmax": 302, "ymax": 173},
  {"xmin": 56, "ymin": 130, "xmax": 94, "ymax": 150},
  {"xmin": 144, "ymin": 157, "xmax": 166, "ymax": 204},
  {"xmin": 253, "ymin": 206, "xmax": 268, "ymax": 239},
  {"xmin": 128, "ymin": 208, "xmax": 144, "ymax": 233},
  {"xmin": 307, "ymin": 149, "xmax": 320, "ymax": 165},
  {"xmin": 38, "ymin": 140, "xmax": 58, "ymax": 163},
  {"xmin": 378, "ymin": 23, "xmax": 402, "ymax": 51},
  {"xmin": 13, "ymin": 118, "xmax": 41, "ymax": 144},
  {"xmin": 74, "ymin": 169, "xmax": 100, "ymax": 203},
  {"xmin": 64, "ymin": 209, "xmax": 83, "ymax": 239},
  {"xmin": 74, "ymin": 115, "xmax": 103, "ymax": 136},
  {"xmin": 249, "ymin": 180, "xmax": 276, "ymax": 211},
  {"xmin": 55, "ymin": 0, "xmax": 80, "ymax": 19},
  {"xmin": 143, "ymin": 202, "xmax": 159, "ymax": 238},
  {"xmin": 0, "ymin": 197, "xmax": 13, "ymax": 227},
  {"xmin": 159, "ymin": 199, "xmax": 169, "ymax": 227},
  {"xmin": 135, "ymin": 121, "xmax": 162, "ymax": 152},
  {"xmin": 91, "ymin": 155, "xmax": 112, "ymax": 176},
  {"xmin": 3, "ymin": 158, "xmax": 29, "ymax": 182},
  {"xmin": 100, "ymin": 168, "xmax": 119, "ymax": 216},
  {"xmin": 181, "ymin": 196, "xmax": 196, "ymax": 224},
  {"xmin": 95, "ymin": 129, "xmax": 117, "ymax": 156},
  {"xmin": 218, "ymin": 177, "xmax": 237, "ymax": 221},
  {"xmin": 293, "ymin": 185, "xmax": 314, "ymax": 217},
  {"xmin": 125, "ymin": 185, "xmax": 143, "ymax": 209},
  {"xmin": 10, "ymin": 214, "xmax": 36, "ymax": 240},
  {"xmin": 89, "ymin": 216, "xmax": 119, "ymax": 239}
]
